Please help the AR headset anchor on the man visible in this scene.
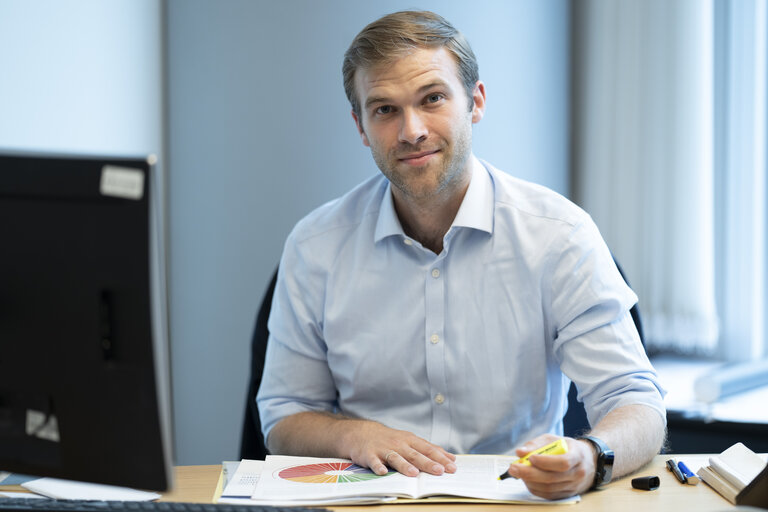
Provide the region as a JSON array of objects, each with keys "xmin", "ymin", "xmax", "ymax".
[{"xmin": 257, "ymin": 10, "xmax": 665, "ymax": 500}]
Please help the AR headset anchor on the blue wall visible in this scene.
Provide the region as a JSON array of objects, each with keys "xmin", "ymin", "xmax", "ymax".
[
  {"xmin": 166, "ymin": 0, "xmax": 569, "ymax": 464},
  {"xmin": 0, "ymin": 1, "xmax": 163, "ymax": 156},
  {"xmin": 0, "ymin": 0, "xmax": 569, "ymax": 466}
]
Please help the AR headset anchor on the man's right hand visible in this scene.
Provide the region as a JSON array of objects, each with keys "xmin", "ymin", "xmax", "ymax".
[
  {"xmin": 344, "ymin": 420, "xmax": 457, "ymax": 476},
  {"xmin": 268, "ymin": 411, "xmax": 457, "ymax": 477}
]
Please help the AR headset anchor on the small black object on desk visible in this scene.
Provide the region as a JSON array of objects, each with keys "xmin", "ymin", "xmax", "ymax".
[{"xmin": 631, "ymin": 476, "xmax": 660, "ymax": 491}]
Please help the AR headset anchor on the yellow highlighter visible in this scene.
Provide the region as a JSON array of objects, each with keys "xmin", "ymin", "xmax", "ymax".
[{"xmin": 498, "ymin": 438, "xmax": 569, "ymax": 480}]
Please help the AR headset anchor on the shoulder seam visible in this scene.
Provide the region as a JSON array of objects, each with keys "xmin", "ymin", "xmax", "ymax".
[{"xmin": 293, "ymin": 206, "xmax": 381, "ymax": 245}]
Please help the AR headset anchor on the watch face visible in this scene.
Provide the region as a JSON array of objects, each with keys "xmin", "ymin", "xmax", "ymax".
[
  {"xmin": 597, "ymin": 450, "xmax": 615, "ymax": 485},
  {"xmin": 582, "ymin": 436, "xmax": 614, "ymax": 488}
]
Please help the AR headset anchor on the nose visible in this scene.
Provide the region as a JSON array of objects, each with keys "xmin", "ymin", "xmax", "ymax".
[{"xmin": 399, "ymin": 108, "xmax": 428, "ymax": 145}]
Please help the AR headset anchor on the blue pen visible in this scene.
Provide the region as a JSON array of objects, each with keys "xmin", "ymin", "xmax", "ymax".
[
  {"xmin": 666, "ymin": 458, "xmax": 686, "ymax": 484},
  {"xmin": 677, "ymin": 460, "xmax": 700, "ymax": 485}
]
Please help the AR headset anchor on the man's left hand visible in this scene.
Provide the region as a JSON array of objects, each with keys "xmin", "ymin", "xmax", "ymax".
[{"xmin": 502, "ymin": 434, "xmax": 596, "ymax": 500}]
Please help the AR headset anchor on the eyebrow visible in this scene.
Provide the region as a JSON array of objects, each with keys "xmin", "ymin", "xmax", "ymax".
[{"xmin": 363, "ymin": 80, "xmax": 452, "ymax": 110}]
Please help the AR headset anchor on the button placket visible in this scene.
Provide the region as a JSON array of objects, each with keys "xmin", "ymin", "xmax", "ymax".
[{"xmin": 424, "ymin": 260, "xmax": 450, "ymax": 444}]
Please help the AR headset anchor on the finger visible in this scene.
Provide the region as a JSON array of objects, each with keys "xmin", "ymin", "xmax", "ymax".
[
  {"xmin": 369, "ymin": 449, "xmax": 401, "ymax": 475},
  {"xmin": 371, "ymin": 462, "xmax": 390, "ymax": 475},
  {"xmin": 523, "ymin": 480, "xmax": 580, "ymax": 501},
  {"xmin": 438, "ymin": 449, "xmax": 457, "ymax": 461},
  {"xmin": 515, "ymin": 433, "xmax": 561, "ymax": 457},
  {"xmin": 412, "ymin": 442, "xmax": 458, "ymax": 473},
  {"xmin": 527, "ymin": 453, "xmax": 573, "ymax": 472},
  {"xmin": 401, "ymin": 449, "xmax": 450, "ymax": 475},
  {"xmin": 383, "ymin": 451, "xmax": 419, "ymax": 477},
  {"xmin": 369, "ymin": 455, "xmax": 390, "ymax": 476},
  {"xmin": 507, "ymin": 460, "xmax": 575, "ymax": 485}
]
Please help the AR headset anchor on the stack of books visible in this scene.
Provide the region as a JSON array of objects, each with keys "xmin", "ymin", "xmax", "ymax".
[{"xmin": 697, "ymin": 442, "xmax": 768, "ymax": 507}]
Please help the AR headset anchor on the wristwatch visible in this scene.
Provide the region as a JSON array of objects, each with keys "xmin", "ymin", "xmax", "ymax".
[{"xmin": 579, "ymin": 435, "xmax": 615, "ymax": 489}]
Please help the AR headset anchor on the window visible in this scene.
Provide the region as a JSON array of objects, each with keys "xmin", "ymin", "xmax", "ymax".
[
  {"xmin": 713, "ymin": 0, "xmax": 767, "ymax": 362},
  {"xmin": 572, "ymin": 0, "xmax": 767, "ymax": 361}
]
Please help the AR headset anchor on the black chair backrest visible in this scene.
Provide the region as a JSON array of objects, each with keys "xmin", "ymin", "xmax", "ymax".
[{"xmin": 239, "ymin": 267, "xmax": 278, "ymax": 460}]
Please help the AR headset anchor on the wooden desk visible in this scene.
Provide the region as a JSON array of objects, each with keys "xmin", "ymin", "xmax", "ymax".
[{"xmin": 164, "ymin": 454, "xmax": 739, "ymax": 511}]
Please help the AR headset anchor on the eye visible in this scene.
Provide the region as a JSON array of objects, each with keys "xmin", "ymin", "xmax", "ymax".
[
  {"xmin": 375, "ymin": 105, "xmax": 394, "ymax": 115},
  {"xmin": 426, "ymin": 93, "xmax": 444, "ymax": 104}
]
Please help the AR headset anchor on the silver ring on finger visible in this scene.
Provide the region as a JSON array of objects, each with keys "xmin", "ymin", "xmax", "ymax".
[{"xmin": 384, "ymin": 451, "xmax": 397, "ymax": 466}]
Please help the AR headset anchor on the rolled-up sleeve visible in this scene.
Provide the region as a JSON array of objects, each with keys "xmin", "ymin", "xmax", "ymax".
[
  {"xmin": 256, "ymin": 230, "xmax": 338, "ymax": 441},
  {"xmin": 549, "ymin": 217, "xmax": 667, "ymax": 428}
]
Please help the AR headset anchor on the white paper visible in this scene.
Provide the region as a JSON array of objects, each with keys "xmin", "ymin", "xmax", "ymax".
[
  {"xmin": 252, "ymin": 455, "xmax": 417, "ymax": 502},
  {"xmin": 417, "ymin": 456, "xmax": 551, "ymax": 501},
  {"xmin": 219, "ymin": 495, "xmax": 396, "ymax": 506},
  {"xmin": 221, "ymin": 459, "xmax": 263, "ymax": 498},
  {"xmin": 22, "ymin": 478, "xmax": 160, "ymax": 501},
  {"xmin": 217, "ymin": 459, "xmax": 395, "ymax": 505},
  {"xmin": 252, "ymin": 454, "xmax": 578, "ymax": 505}
]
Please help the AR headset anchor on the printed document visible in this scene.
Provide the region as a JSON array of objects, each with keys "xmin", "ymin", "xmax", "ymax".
[{"xmin": 251, "ymin": 454, "xmax": 579, "ymax": 505}]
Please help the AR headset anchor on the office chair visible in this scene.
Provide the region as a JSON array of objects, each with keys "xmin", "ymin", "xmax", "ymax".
[
  {"xmin": 239, "ymin": 267, "xmax": 278, "ymax": 460},
  {"xmin": 239, "ymin": 261, "xmax": 644, "ymax": 458}
]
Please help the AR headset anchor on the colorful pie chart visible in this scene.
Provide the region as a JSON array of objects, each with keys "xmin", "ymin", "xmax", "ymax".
[{"xmin": 277, "ymin": 462, "xmax": 394, "ymax": 483}]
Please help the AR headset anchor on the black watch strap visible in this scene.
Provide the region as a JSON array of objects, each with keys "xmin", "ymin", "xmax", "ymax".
[{"xmin": 579, "ymin": 435, "xmax": 615, "ymax": 489}]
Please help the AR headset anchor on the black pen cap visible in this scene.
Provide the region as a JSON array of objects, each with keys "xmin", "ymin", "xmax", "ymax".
[{"xmin": 631, "ymin": 476, "xmax": 660, "ymax": 491}]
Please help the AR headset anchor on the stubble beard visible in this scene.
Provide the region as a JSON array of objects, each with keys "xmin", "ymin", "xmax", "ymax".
[{"xmin": 370, "ymin": 120, "xmax": 473, "ymax": 204}]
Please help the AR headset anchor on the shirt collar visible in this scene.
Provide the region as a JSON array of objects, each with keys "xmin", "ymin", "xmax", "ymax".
[
  {"xmin": 373, "ymin": 181, "xmax": 403, "ymax": 243},
  {"xmin": 374, "ymin": 155, "xmax": 494, "ymax": 243},
  {"xmin": 452, "ymin": 156, "xmax": 494, "ymax": 234}
]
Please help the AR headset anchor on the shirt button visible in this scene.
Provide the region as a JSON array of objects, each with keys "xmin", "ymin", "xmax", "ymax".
[
  {"xmin": 430, "ymin": 334, "xmax": 440, "ymax": 344},
  {"xmin": 431, "ymin": 269, "xmax": 440, "ymax": 278},
  {"xmin": 403, "ymin": 238, "xmax": 413, "ymax": 246},
  {"xmin": 434, "ymin": 393, "xmax": 445, "ymax": 405}
]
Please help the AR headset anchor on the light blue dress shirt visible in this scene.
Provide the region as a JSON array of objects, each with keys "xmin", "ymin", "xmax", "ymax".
[{"xmin": 257, "ymin": 156, "xmax": 666, "ymax": 455}]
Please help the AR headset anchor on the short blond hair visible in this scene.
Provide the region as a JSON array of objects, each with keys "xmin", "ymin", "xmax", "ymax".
[{"xmin": 342, "ymin": 10, "xmax": 479, "ymax": 118}]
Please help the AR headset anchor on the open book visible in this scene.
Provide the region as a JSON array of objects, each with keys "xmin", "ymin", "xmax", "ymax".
[
  {"xmin": 697, "ymin": 442, "xmax": 768, "ymax": 506},
  {"xmin": 250, "ymin": 454, "xmax": 579, "ymax": 506}
]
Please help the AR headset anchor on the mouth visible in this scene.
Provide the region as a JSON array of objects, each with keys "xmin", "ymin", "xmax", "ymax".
[{"xmin": 397, "ymin": 149, "xmax": 441, "ymax": 165}]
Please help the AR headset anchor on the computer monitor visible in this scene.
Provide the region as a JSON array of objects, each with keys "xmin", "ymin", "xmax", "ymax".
[{"xmin": 0, "ymin": 152, "xmax": 173, "ymax": 491}]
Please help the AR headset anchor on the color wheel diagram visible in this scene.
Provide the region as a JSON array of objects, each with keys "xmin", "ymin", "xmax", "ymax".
[{"xmin": 277, "ymin": 462, "xmax": 395, "ymax": 484}]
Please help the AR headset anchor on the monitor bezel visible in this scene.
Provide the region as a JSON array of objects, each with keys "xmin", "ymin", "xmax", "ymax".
[{"xmin": 0, "ymin": 150, "xmax": 174, "ymax": 491}]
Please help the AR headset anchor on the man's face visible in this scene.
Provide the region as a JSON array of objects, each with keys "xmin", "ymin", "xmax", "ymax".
[{"xmin": 352, "ymin": 47, "xmax": 485, "ymax": 204}]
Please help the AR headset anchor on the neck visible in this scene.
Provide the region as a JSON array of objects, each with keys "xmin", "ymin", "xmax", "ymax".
[{"xmin": 393, "ymin": 178, "xmax": 470, "ymax": 254}]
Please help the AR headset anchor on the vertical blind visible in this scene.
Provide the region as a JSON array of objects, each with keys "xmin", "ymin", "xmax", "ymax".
[{"xmin": 572, "ymin": 0, "xmax": 767, "ymax": 361}]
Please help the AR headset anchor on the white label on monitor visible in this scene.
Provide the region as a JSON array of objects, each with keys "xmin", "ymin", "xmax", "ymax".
[
  {"xmin": 25, "ymin": 410, "xmax": 61, "ymax": 442},
  {"xmin": 100, "ymin": 165, "xmax": 145, "ymax": 200}
]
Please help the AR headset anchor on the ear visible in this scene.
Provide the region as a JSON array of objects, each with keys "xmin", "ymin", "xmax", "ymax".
[
  {"xmin": 471, "ymin": 81, "xmax": 486, "ymax": 124},
  {"xmin": 351, "ymin": 109, "xmax": 370, "ymax": 147}
]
